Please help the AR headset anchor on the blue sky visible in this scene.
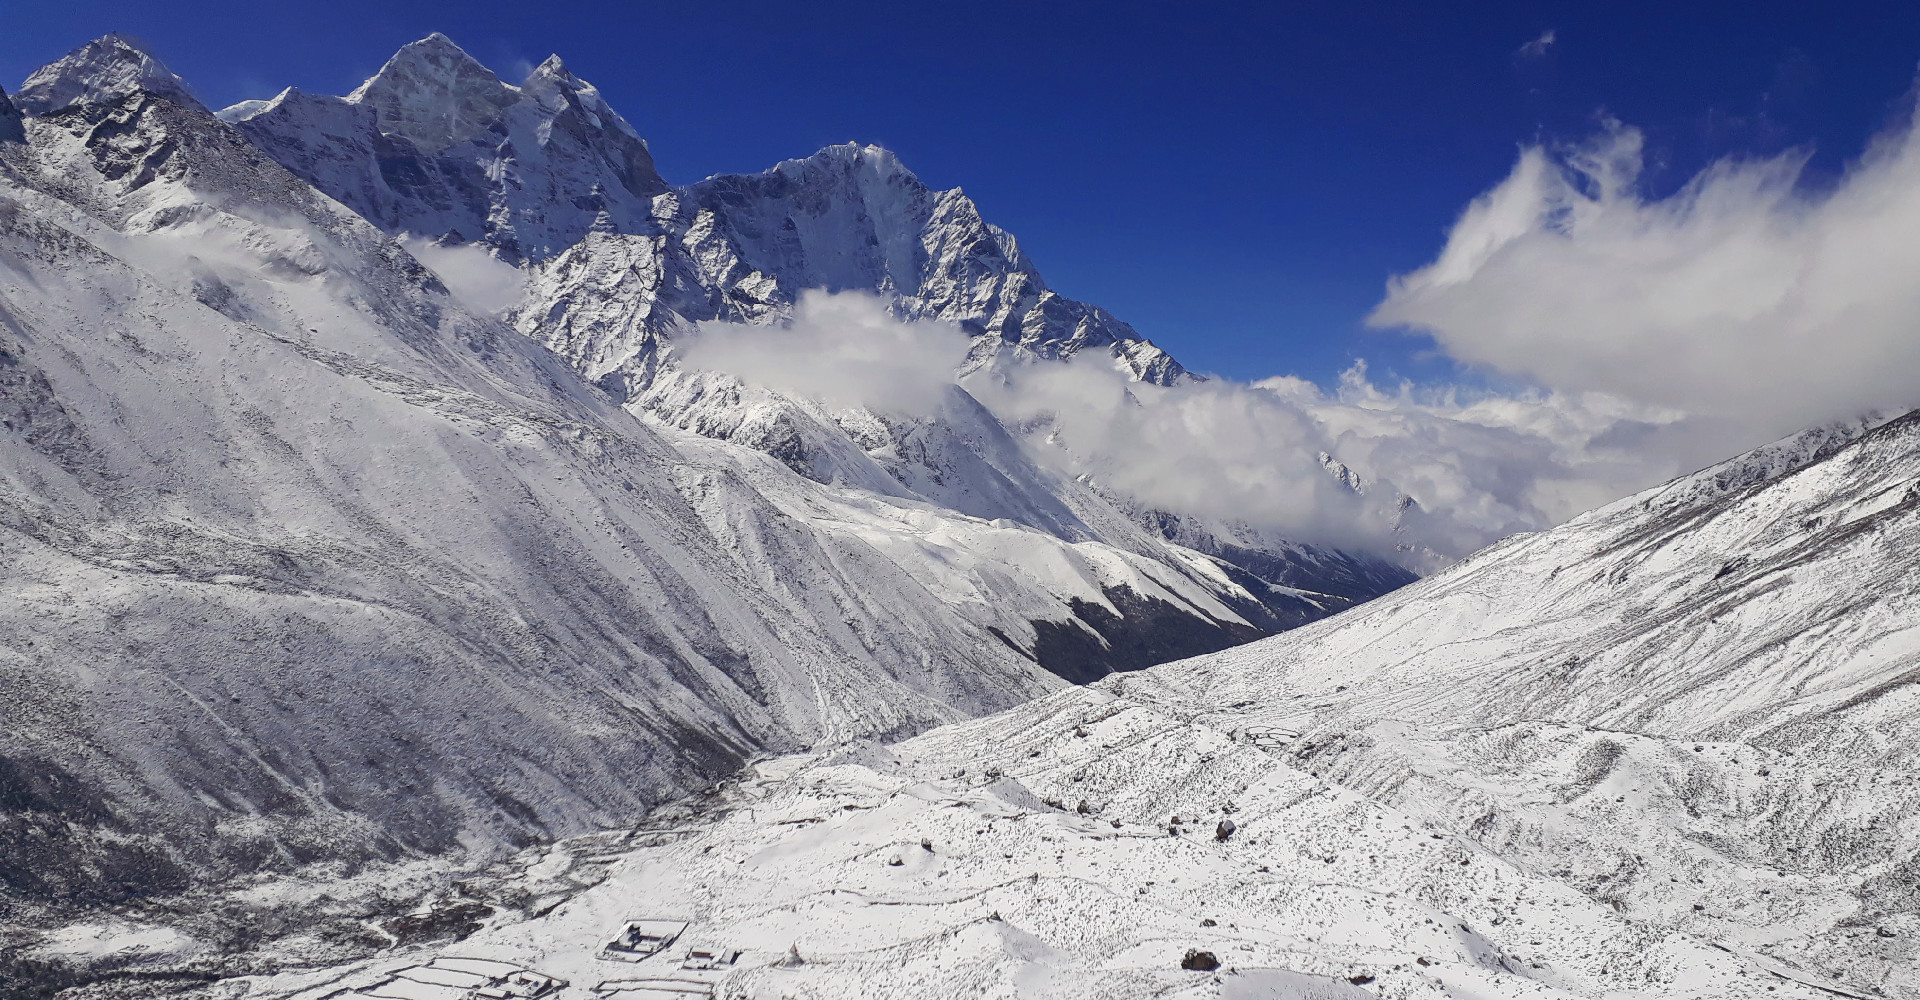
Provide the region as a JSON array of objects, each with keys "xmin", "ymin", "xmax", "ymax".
[{"xmin": 6, "ymin": 1, "xmax": 1919, "ymax": 386}]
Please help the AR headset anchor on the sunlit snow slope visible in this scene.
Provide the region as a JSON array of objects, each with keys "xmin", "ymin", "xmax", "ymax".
[
  {"xmin": 223, "ymin": 33, "xmax": 1415, "ymax": 617},
  {"xmin": 0, "ymin": 37, "xmax": 1395, "ymax": 932},
  {"xmin": 221, "ymin": 412, "xmax": 1920, "ymax": 1000}
]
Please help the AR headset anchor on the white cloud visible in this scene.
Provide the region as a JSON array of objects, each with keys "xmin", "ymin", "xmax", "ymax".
[
  {"xmin": 1370, "ymin": 112, "xmax": 1920, "ymax": 445},
  {"xmin": 973, "ymin": 353, "xmax": 1697, "ymax": 561},
  {"xmin": 1517, "ymin": 29, "xmax": 1557, "ymax": 60},
  {"xmin": 402, "ymin": 236, "xmax": 527, "ymax": 315},
  {"xmin": 675, "ymin": 289, "xmax": 972, "ymax": 414},
  {"xmin": 673, "ymin": 258, "xmax": 1850, "ymax": 565},
  {"xmin": 673, "ymin": 290, "xmax": 1736, "ymax": 562}
]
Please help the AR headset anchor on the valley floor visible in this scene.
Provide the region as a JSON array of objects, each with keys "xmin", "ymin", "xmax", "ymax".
[{"xmin": 186, "ymin": 682, "xmax": 1871, "ymax": 1000}]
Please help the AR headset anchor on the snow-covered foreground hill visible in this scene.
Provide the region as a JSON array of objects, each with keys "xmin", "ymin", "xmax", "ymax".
[{"xmin": 197, "ymin": 412, "xmax": 1919, "ymax": 999}]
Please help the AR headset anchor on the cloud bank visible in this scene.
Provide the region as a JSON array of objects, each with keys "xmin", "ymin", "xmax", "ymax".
[
  {"xmin": 676, "ymin": 290, "xmax": 972, "ymax": 413},
  {"xmin": 677, "ymin": 291, "xmax": 1698, "ymax": 562},
  {"xmin": 673, "ymin": 105, "xmax": 1920, "ymax": 566},
  {"xmin": 974, "ymin": 354, "xmax": 1699, "ymax": 560},
  {"xmin": 403, "ymin": 236, "xmax": 527, "ymax": 315},
  {"xmin": 1371, "ymin": 112, "xmax": 1920, "ymax": 441}
]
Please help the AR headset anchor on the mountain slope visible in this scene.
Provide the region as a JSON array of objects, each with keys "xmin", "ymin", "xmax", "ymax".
[
  {"xmin": 209, "ymin": 412, "xmax": 1919, "ymax": 1000},
  {"xmin": 0, "ymin": 37, "xmax": 1415, "ymax": 946},
  {"xmin": 227, "ymin": 36, "xmax": 1188, "ymax": 384},
  {"xmin": 223, "ymin": 34, "xmax": 1415, "ymax": 654}
]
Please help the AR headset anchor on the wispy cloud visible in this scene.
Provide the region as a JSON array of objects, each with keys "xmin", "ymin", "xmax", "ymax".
[
  {"xmin": 675, "ymin": 289, "xmax": 972, "ymax": 414},
  {"xmin": 1517, "ymin": 29, "xmax": 1557, "ymax": 60}
]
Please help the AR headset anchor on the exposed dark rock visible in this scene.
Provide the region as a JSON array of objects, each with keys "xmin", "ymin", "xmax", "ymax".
[
  {"xmin": 0, "ymin": 87, "xmax": 23, "ymax": 144},
  {"xmin": 1180, "ymin": 949, "xmax": 1220, "ymax": 971},
  {"xmin": 382, "ymin": 899, "xmax": 494, "ymax": 945},
  {"xmin": 1029, "ymin": 584, "xmax": 1266, "ymax": 685}
]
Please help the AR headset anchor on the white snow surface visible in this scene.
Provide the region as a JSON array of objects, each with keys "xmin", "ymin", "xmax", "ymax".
[
  {"xmin": 14, "ymin": 33, "xmax": 198, "ymax": 115},
  {"xmin": 0, "ymin": 42, "xmax": 1387, "ymax": 932},
  {"xmin": 229, "ymin": 413, "xmax": 1920, "ymax": 999},
  {"xmin": 211, "ymin": 33, "xmax": 1418, "ymax": 621}
]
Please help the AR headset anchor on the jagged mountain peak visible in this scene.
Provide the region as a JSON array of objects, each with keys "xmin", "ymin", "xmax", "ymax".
[
  {"xmin": 527, "ymin": 53, "xmax": 571, "ymax": 82},
  {"xmin": 223, "ymin": 33, "xmax": 666, "ymax": 259},
  {"xmin": 14, "ymin": 32, "xmax": 199, "ymax": 115},
  {"xmin": 770, "ymin": 140, "xmax": 915, "ymax": 184},
  {"xmin": 214, "ymin": 86, "xmax": 293, "ymax": 124},
  {"xmin": 344, "ymin": 32, "xmax": 517, "ymax": 150},
  {"xmin": 518, "ymin": 50, "xmax": 645, "ymax": 143}
]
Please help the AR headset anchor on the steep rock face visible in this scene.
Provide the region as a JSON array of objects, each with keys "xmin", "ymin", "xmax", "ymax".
[
  {"xmin": 0, "ymin": 86, "xmax": 24, "ymax": 144},
  {"xmin": 520, "ymin": 145, "xmax": 1189, "ymax": 391},
  {"xmin": 224, "ymin": 34, "xmax": 667, "ymax": 262},
  {"xmin": 670, "ymin": 144, "xmax": 1184, "ymax": 380}
]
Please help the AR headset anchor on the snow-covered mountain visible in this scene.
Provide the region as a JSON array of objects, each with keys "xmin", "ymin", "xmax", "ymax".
[
  {"xmin": 8, "ymin": 28, "xmax": 1918, "ymax": 1000},
  {"xmin": 219, "ymin": 33, "xmax": 1413, "ymax": 629},
  {"xmin": 197, "ymin": 405, "xmax": 1916, "ymax": 1000},
  {"xmin": 0, "ymin": 32, "xmax": 1414, "ymax": 973},
  {"xmin": 220, "ymin": 34, "xmax": 666, "ymax": 266},
  {"xmin": 225, "ymin": 34, "xmax": 1188, "ymax": 385}
]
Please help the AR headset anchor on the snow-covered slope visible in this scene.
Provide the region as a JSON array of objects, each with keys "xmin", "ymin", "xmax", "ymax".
[
  {"xmin": 221, "ymin": 34, "xmax": 666, "ymax": 263},
  {"xmin": 228, "ymin": 35, "xmax": 1187, "ymax": 384},
  {"xmin": 222, "ymin": 34, "xmax": 1413, "ymax": 647},
  {"xmin": 186, "ymin": 411, "xmax": 1919, "ymax": 1000},
  {"xmin": 0, "ymin": 36, "xmax": 1417, "ymax": 959}
]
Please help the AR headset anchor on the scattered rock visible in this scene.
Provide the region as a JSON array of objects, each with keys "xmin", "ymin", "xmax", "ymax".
[
  {"xmin": 1215, "ymin": 819, "xmax": 1237, "ymax": 842},
  {"xmin": 382, "ymin": 899, "xmax": 493, "ymax": 945},
  {"xmin": 1180, "ymin": 949, "xmax": 1220, "ymax": 971}
]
